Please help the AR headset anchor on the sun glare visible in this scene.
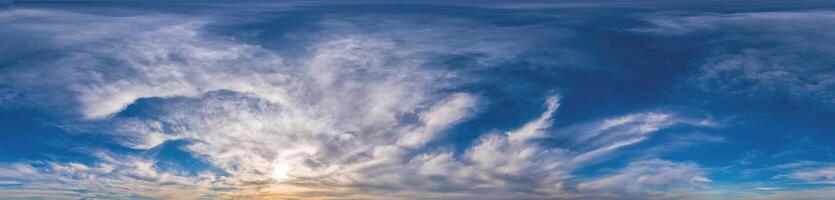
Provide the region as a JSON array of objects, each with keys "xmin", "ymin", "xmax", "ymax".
[{"xmin": 272, "ymin": 163, "xmax": 289, "ymax": 180}]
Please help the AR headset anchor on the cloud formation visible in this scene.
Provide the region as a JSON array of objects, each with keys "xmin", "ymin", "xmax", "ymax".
[
  {"xmin": 0, "ymin": 151, "xmax": 215, "ymax": 200},
  {"xmin": 0, "ymin": 5, "xmax": 743, "ymax": 200},
  {"xmin": 578, "ymin": 159, "xmax": 711, "ymax": 200}
]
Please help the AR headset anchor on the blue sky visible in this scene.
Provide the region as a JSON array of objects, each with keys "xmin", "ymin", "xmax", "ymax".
[{"xmin": 2, "ymin": 1, "xmax": 835, "ymax": 199}]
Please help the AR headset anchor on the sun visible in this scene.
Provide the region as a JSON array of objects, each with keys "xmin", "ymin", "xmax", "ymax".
[{"xmin": 272, "ymin": 163, "xmax": 289, "ymax": 180}]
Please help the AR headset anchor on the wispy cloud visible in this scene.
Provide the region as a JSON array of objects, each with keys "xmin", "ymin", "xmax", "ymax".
[
  {"xmin": 578, "ymin": 159, "xmax": 710, "ymax": 200},
  {"xmin": 774, "ymin": 165, "xmax": 835, "ymax": 185},
  {"xmin": 0, "ymin": 152, "xmax": 215, "ymax": 199},
  {"xmin": 0, "ymin": 6, "xmax": 729, "ymax": 200}
]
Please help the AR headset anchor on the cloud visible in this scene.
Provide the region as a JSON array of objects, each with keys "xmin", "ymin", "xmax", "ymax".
[
  {"xmin": 0, "ymin": 7, "xmax": 537, "ymax": 199},
  {"xmin": 753, "ymin": 187, "xmax": 782, "ymax": 191},
  {"xmin": 0, "ymin": 7, "xmax": 722, "ymax": 200},
  {"xmin": 0, "ymin": 151, "xmax": 216, "ymax": 200},
  {"xmin": 701, "ymin": 161, "xmax": 835, "ymax": 200},
  {"xmin": 636, "ymin": 11, "xmax": 835, "ymax": 107},
  {"xmin": 774, "ymin": 165, "xmax": 835, "ymax": 185},
  {"xmin": 398, "ymin": 93, "xmax": 478, "ymax": 147},
  {"xmin": 1, "ymin": 6, "xmax": 546, "ymax": 120},
  {"xmin": 578, "ymin": 159, "xmax": 710, "ymax": 200},
  {"xmin": 0, "ymin": 89, "xmax": 714, "ymax": 200},
  {"xmin": 560, "ymin": 112, "xmax": 717, "ymax": 165},
  {"xmin": 739, "ymin": 188, "xmax": 835, "ymax": 200}
]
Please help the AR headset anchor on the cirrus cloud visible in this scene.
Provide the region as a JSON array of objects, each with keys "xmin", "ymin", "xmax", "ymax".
[{"xmin": 0, "ymin": 6, "xmax": 723, "ymax": 200}]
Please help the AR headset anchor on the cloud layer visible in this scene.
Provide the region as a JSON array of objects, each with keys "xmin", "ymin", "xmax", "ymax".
[{"xmin": 2, "ymin": 3, "xmax": 834, "ymax": 200}]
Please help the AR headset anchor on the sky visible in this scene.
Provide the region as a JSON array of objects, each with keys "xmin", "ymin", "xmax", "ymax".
[{"xmin": 1, "ymin": 0, "xmax": 835, "ymax": 199}]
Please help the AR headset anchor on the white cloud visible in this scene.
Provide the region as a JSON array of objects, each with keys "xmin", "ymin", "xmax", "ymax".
[
  {"xmin": 0, "ymin": 8, "xmax": 722, "ymax": 200},
  {"xmin": 753, "ymin": 187, "xmax": 782, "ymax": 191},
  {"xmin": 564, "ymin": 112, "xmax": 715, "ymax": 165},
  {"xmin": 775, "ymin": 165, "xmax": 835, "ymax": 185},
  {"xmin": 0, "ymin": 152, "xmax": 217, "ymax": 200},
  {"xmin": 578, "ymin": 159, "xmax": 711, "ymax": 199},
  {"xmin": 507, "ymin": 96, "xmax": 560, "ymax": 142},
  {"xmin": 398, "ymin": 93, "xmax": 477, "ymax": 147}
]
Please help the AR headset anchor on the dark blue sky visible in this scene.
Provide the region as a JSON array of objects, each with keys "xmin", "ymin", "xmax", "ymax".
[{"xmin": 1, "ymin": 1, "xmax": 835, "ymax": 199}]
